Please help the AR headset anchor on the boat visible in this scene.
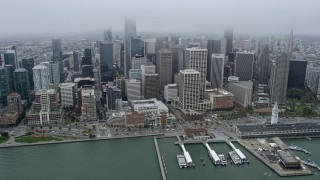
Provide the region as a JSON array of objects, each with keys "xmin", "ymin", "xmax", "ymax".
[
  {"xmin": 218, "ymin": 154, "xmax": 228, "ymax": 166},
  {"xmin": 301, "ymin": 159, "xmax": 320, "ymax": 170},
  {"xmin": 177, "ymin": 154, "xmax": 187, "ymax": 168},
  {"xmin": 228, "ymin": 151, "xmax": 242, "ymax": 165}
]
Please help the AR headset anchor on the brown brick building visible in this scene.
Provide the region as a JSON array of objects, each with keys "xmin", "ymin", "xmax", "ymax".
[{"xmin": 125, "ymin": 111, "xmax": 145, "ymax": 127}]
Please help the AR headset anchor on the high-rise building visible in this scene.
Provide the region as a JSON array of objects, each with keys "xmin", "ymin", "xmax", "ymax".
[
  {"xmin": 103, "ymin": 28, "xmax": 112, "ymax": 41},
  {"xmin": 126, "ymin": 79, "xmax": 141, "ymax": 101},
  {"xmin": 113, "ymin": 40, "xmax": 122, "ymax": 67},
  {"xmin": 164, "ymin": 84, "xmax": 177, "ymax": 103},
  {"xmin": 129, "ymin": 69, "xmax": 142, "ymax": 80},
  {"xmin": 52, "ymin": 39, "xmax": 64, "ymax": 82},
  {"xmin": 144, "ymin": 74, "xmax": 159, "ymax": 99},
  {"xmin": 58, "ymin": 83, "xmax": 76, "ymax": 106},
  {"xmin": 81, "ymin": 87, "xmax": 96, "ymax": 121},
  {"xmin": 132, "ymin": 56, "xmax": 148, "ymax": 69},
  {"xmin": 100, "ymin": 41, "xmax": 114, "ymax": 82},
  {"xmin": 209, "ymin": 54, "xmax": 225, "ymax": 88},
  {"xmin": 7, "ymin": 93, "xmax": 23, "ymax": 115},
  {"xmin": 21, "ymin": 58, "xmax": 34, "ymax": 90},
  {"xmin": 33, "ymin": 65, "xmax": 49, "ymax": 92},
  {"xmin": 156, "ymin": 49, "xmax": 172, "ymax": 89},
  {"xmin": 141, "ymin": 63, "xmax": 156, "ymax": 96},
  {"xmin": 228, "ymin": 81, "xmax": 253, "ymax": 107},
  {"xmin": 178, "ymin": 69, "xmax": 200, "ymax": 110},
  {"xmin": 81, "ymin": 65, "xmax": 94, "ymax": 78},
  {"xmin": 234, "ymin": 52, "xmax": 254, "ymax": 81},
  {"xmin": 5, "ymin": 65, "xmax": 15, "ymax": 93},
  {"xmin": 171, "ymin": 45, "xmax": 185, "ymax": 80},
  {"xmin": 81, "ymin": 48, "xmax": 93, "ymax": 78},
  {"xmin": 305, "ymin": 67, "xmax": 320, "ymax": 99},
  {"xmin": 124, "ymin": 18, "xmax": 137, "ymax": 76},
  {"xmin": 288, "ymin": 59, "xmax": 307, "ymax": 88},
  {"xmin": 269, "ymin": 52, "xmax": 290, "ymax": 104},
  {"xmin": 73, "ymin": 51, "xmax": 80, "ymax": 72},
  {"xmin": 0, "ymin": 67, "xmax": 9, "ymax": 105},
  {"xmin": 49, "ymin": 61, "xmax": 60, "ymax": 85},
  {"xmin": 207, "ymin": 40, "xmax": 222, "ymax": 81},
  {"xmin": 185, "ymin": 48, "xmax": 207, "ymax": 98},
  {"xmin": 4, "ymin": 50, "xmax": 17, "ymax": 70},
  {"xmin": 257, "ymin": 44, "xmax": 270, "ymax": 84},
  {"xmin": 243, "ymin": 40, "xmax": 251, "ymax": 51},
  {"xmin": 14, "ymin": 68, "xmax": 30, "ymax": 103},
  {"xmin": 224, "ymin": 28, "xmax": 234, "ymax": 56},
  {"xmin": 130, "ymin": 36, "xmax": 144, "ymax": 60},
  {"xmin": 107, "ymin": 86, "xmax": 121, "ymax": 110}
]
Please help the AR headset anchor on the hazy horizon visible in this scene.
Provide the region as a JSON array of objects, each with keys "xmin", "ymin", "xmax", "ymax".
[{"xmin": 1, "ymin": 0, "xmax": 320, "ymax": 37}]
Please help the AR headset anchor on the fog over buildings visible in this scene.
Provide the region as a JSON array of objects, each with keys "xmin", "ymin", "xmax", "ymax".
[{"xmin": 0, "ymin": 0, "xmax": 320, "ymax": 37}]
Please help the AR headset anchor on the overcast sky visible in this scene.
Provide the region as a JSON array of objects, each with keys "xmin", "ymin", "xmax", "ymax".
[{"xmin": 1, "ymin": 0, "xmax": 319, "ymax": 36}]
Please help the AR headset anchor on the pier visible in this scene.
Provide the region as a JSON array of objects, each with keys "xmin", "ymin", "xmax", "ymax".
[
  {"xmin": 227, "ymin": 141, "xmax": 247, "ymax": 164},
  {"xmin": 288, "ymin": 144, "xmax": 311, "ymax": 155},
  {"xmin": 203, "ymin": 141, "xmax": 220, "ymax": 164},
  {"xmin": 176, "ymin": 136, "xmax": 193, "ymax": 166},
  {"xmin": 154, "ymin": 137, "xmax": 167, "ymax": 180}
]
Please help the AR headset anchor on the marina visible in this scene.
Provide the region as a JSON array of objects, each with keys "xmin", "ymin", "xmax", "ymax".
[{"xmin": 288, "ymin": 144, "xmax": 311, "ymax": 155}]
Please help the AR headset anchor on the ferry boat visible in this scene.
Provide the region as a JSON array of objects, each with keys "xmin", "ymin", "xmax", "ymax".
[
  {"xmin": 218, "ymin": 154, "xmax": 228, "ymax": 166},
  {"xmin": 177, "ymin": 154, "xmax": 187, "ymax": 168},
  {"xmin": 228, "ymin": 151, "xmax": 242, "ymax": 165}
]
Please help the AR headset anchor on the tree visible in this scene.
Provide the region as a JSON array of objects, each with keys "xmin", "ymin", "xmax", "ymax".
[
  {"xmin": 49, "ymin": 126, "xmax": 52, "ymax": 131},
  {"xmin": 194, "ymin": 121, "xmax": 198, "ymax": 128},
  {"xmin": 302, "ymin": 106, "xmax": 314, "ymax": 118},
  {"xmin": 31, "ymin": 126, "xmax": 34, "ymax": 131},
  {"xmin": 59, "ymin": 126, "xmax": 62, "ymax": 132},
  {"xmin": 151, "ymin": 124, "xmax": 154, "ymax": 132}
]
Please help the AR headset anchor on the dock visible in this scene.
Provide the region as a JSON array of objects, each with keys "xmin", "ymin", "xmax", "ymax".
[
  {"xmin": 154, "ymin": 137, "xmax": 167, "ymax": 180},
  {"xmin": 176, "ymin": 136, "xmax": 193, "ymax": 166},
  {"xmin": 203, "ymin": 141, "xmax": 221, "ymax": 165},
  {"xmin": 226, "ymin": 141, "xmax": 248, "ymax": 164},
  {"xmin": 238, "ymin": 138, "xmax": 312, "ymax": 177},
  {"xmin": 288, "ymin": 144, "xmax": 311, "ymax": 155}
]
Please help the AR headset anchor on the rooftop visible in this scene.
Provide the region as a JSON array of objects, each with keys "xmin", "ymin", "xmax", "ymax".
[{"xmin": 236, "ymin": 123, "xmax": 320, "ymax": 133}]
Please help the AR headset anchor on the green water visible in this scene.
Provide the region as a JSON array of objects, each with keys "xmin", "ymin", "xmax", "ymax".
[{"xmin": 0, "ymin": 137, "xmax": 319, "ymax": 180}]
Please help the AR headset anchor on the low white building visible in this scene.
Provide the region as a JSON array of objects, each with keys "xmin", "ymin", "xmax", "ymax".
[
  {"xmin": 59, "ymin": 83, "xmax": 76, "ymax": 106},
  {"xmin": 164, "ymin": 84, "xmax": 177, "ymax": 103},
  {"xmin": 126, "ymin": 79, "xmax": 141, "ymax": 101},
  {"xmin": 130, "ymin": 98, "xmax": 168, "ymax": 114}
]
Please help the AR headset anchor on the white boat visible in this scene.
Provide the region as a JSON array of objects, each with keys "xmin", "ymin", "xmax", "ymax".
[
  {"xmin": 229, "ymin": 151, "xmax": 242, "ymax": 165},
  {"xmin": 177, "ymin": 154, "xmax": 187, "ymax": 168},
  {"xmin": 218, "ymin": 154, "xmax": 228, "ymax": 166}
]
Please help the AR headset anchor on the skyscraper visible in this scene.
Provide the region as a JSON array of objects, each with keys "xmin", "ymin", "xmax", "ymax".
[
  {"xmin": 185, "ymin": 48, "xmax": 207, "ymax": 98},
  {"xmin": 4, "ymin": 50, "xmax": 17, "ymax": 70},
  {"xmin": 207, "ymin": 40, "xmax": 222, "ymax": 80},
  {"xmin": 156, "ymin": 49, "xmax": 172, "ymax": 90},
  {"xmin": 124, "ymin": 18, "xmax": 137, "ymax": 76},
  {"xmin": 209, "ymin": 54, "xmax": 225, "ymax": 88},
  {"xmin": 257, "ymin": 44, "xmax": 270, "ymax": 84},
  {"xmin": 52, "ymin": 39, "xmax": 64, "ymax": 82},
  {"xmin": 130, "ymin": 36, "xmax": 144, "ymax": 60},
  {"xmin": 144, "ymin": 74, "xmax": 159, "ymax": 99},
  {"xmin": 14, "ymin": 68, "xmax": 30, "ymax": 103},
  {"xmin": 234, "ymin": 52, "xmax": 254, "ymax": 81},
  {"xmin": 73, "ymin": 51, "xmax": 80, "ymax": 72},
  {"xmin": 0, "ymin": 67, "xmax": 9, "ymax": 105},
  {"xmin": 100, "ymin": 41, "xmax": 114, "ymax": 82},
  {"xmin": 5, "ymin": 65, "xmax": 15, "ymax": 93},
  {"xmin": 224, "ymin": 28, "xmax": 234, "ymax": 56},
  {"xmin": 103, "ymin": 28, "xmax": 112, "ymax": 41},
  {"xmin": 33, "ymin": 65, "xmax": 49, "ymax": 92},
  {"xmin": 171, "ymin": 45, "xmax": 185, "ymax": 79},
  {"xmin": 141, "ymin": 63, "xmax": 156, "ymax": 96},
  {"xmin": 287, "ymin": 59, "xmax": 307, "ymax": 88},
  {"xmin": 178, "ymin": 69, "xmax": 200, "ymax": 110},
  {"xmin": 269, "ymin": 52, "xmax": 290, "ymax": 104},
  {"xmin": 81, "ymin": 48, "xmax": 93, "ymax": 78},
  {"xmin": 21, "ymin": 58, "xmax": 35, "ymax": 90}
]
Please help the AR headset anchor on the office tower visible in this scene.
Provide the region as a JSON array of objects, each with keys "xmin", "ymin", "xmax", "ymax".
[
  {"xmin": 100, "ymin": 41, "xmax": 114, "ymax": 82},
  {"xmin": 21, "ymin": 58, "xmax": 34, "ymax": 90},
  {"xmin": 207, "ymin": 40, "xmax": 222, "ymax": 81},
  {"xmin": 73, "ymin": 51, "xmax": 80, "ymax": 72},
  {"xmin": 164, "ymin": 84, "xmax": 178, "ymax": 103},
  {"xmin": 269, "ymin": 52, "xmax": 290, "ymax": 104},
  {"xmin": 107, "ymin": 86, "xmax": 121, "ymax": 110},
  {"xmin": 288, "ymin": 59, "xmax": 307, "ymax": 88},
  {"xmin": 141, "ymin": 63, "xmax": 156, "ymax": 96},
  {"xmin": 228, "ymin": 81, "xmax": 253, "ymax": 107},
  {"xmin": 49, "ymin": 61, "xmax": 60, "ymax": 85},
  {"xmin": 288, "ymin": 29, "xmax": 294, "ymax": 58},
  {"xmin": 0, "ymin": 53, "xmax": 2, "ymax": 66},
  {"xmin": 209, "ymin": 54, "xmax": 225, "ymax": 88},
  {"xmin": 171, "ymin": 45, "xmax": 185, "ymax": 79},
  {"xmin": 81, "ymin": 48, "xmax": 93, "ymax": 78},
  {"xmin": 126, "ymin": 79, "xmax": 141, "ymax": 101},
  {"xmin": 33, "ymin": 65, "xmax": 49, "ymax": 92},
  {"xmin": 14, "ymin": 68, "xmax": 30, "ymax": 103},
  {"xmin": 124, "ymin": 18, "xmax": 137, "ymax": 76},
  {"xmin": 234, "ymin": 52, "xmax": 254, "ymax": 81},
  {"xmin": 257, "ymin": 44, "xmax": 270, "ymax": 84},
  {"xmin": 185, "ymin": 48, "xmax": 207, "ymax": 98},
  {"xmin": 52, "ymin": 39, "xmax": 64, "ymax": 82},
  {"xmin": 115, "ymin": 76, "xmax": 126, "ymax": 100},
  {"xmin": 4, "ymin": 50, "xmax": 17, "ymax": 70},
  {"xmin": 81, "ymin": 87, "xmax": 96, "ymax": 121},
  {"xmin": 7, "ymin": 93, "xmax": 23, "ymax": 115},
  {"xmin": 113, "ymin": 40, "xmax": 122, "ymax": 67},
  {"xmin": 178, "ymin": 69, "xmax": 200, "ymax": 110},
  {"xmin": 305, "ymin": 67, "xmax": 320, "ymax": 98},
  {"xmin": 243, "ymin": 40, "xmax": 251, "ymax": 51},
  {"xmin": 130, "ymin": 36, "xmax": 144, "ymax": 60},
  {"xmin": 0, "ymin": 67, "xmax": 9, "ymax": 105},
  {"xmin": 144, "ymin": 74, "xmax": 159, "ymax": 99},
  {"xmin": 144, "ymin": 39, "xmax": 156, "ymax": 55},
  {"xmin": 156, "ymin": 49, "xmax": 172, "ymax": 89},
  {"xmin": 59, "ymin": 83, "xmax": 76, "ymax": 107},
  {"xmin": 104, "ymin": 28, "xmax": 112, "ymax": 41},
  {"xmin": 224, "ymin": 28, "xmax": 234, "ymax": 55},
  {"xmin": 129, "ymin": 69, "xmax": 142, "ymax": 80},
  {"xmin": 5, "ymin": 65, "xmax": 15, "ymax": 93},
  {"xmin": 132, "ymin": 56, "xmax": 148, "ymax": 69}
]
